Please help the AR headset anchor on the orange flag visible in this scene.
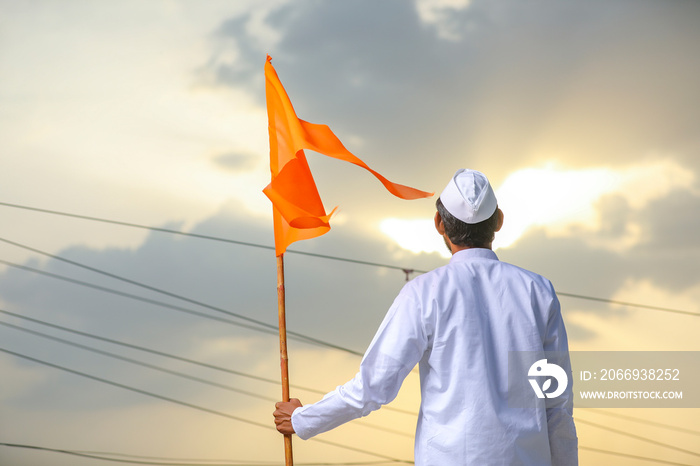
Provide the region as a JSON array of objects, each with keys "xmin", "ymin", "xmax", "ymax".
[{"xmin": 263, "ymin": 55, "xmax": 433, "ymax": 256}]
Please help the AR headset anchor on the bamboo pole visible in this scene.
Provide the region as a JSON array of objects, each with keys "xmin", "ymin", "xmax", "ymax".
[{"xmin": 277, "ymin": 253, "xmax": 293, "ymax": 466}]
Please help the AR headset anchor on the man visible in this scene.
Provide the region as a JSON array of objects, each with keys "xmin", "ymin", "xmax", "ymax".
[{"xmin": 274, "ymin": 169, "xmax": 578, "ymax": 465}]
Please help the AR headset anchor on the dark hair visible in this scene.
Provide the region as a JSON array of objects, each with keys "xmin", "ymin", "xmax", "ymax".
[{"xmin": 436, "ymin": 197, "xmax": 499, "ymax": 248}]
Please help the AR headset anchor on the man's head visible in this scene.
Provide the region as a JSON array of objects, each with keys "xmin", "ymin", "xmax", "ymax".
[{"xmin": 435, "ymin": 169, "xmax": 503, "ymax": 252}]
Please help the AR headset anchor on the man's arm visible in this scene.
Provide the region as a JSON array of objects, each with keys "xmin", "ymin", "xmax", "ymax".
[
  {"xmin": 274, "ymin": 287, "xmax": 426, "ymax": 440},
  {"xmin": 543, "ymin": 291, "xmax": 578, "ymax": 466}
]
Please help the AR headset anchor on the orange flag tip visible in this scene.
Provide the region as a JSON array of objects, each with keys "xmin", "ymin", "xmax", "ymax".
[
  {"xmin": 401, "ymin": 185, "xmax": 435, "ymax": 199},
  {"xmin": 266, "ymin": 54, "xmax": 272, "ymax": 63}
]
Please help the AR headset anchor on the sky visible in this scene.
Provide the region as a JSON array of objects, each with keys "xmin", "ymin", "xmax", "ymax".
[{"xmin": 1, "ymin": 0, "xmax": 699, "ymax": 464}]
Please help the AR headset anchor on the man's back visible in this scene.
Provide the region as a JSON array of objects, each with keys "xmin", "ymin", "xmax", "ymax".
[
  {"xmin": 404, "ymin": 247, "xmax": 575, "ymax": 465},
  {"xmin": 291, "ymin": 248, "xmax": 577, "ymax": 465}
]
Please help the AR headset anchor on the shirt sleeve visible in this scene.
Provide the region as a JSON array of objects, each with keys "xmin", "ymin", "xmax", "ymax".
[
  {"xmin": 543, "ymin": 287, "xmax": 579, "ymax": 466},
  {"xmin": 292, "ymin": 287, "xmax": 427, "ymax": 440}
]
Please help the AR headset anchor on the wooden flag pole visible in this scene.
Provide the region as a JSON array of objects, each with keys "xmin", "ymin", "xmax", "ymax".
[{"xmin": 277, "ymin": 253, "xmax": 293, "ymax": 466}]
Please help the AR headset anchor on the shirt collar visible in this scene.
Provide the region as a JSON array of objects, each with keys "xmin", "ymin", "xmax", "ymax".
[{"xmin": 449, "ymin": 248, "xmax": 499, "ymax": 264}]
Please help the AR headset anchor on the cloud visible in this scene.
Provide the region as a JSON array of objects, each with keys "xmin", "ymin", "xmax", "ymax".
[
  {"xmin": 200, "ymin": 0, "xmax": 700, "ymax": 193},
  {"xmin": 595, "ymin": 194, "xmax": 634, "ymax": 240},
  {"xmin": 594, "ymin": 187, "xmax": 700, "ymax": 291},
  {"xmin": 0, "ymin": 353, "xmax": 49, "ymax": 403},
  {"xmin": 498, "ymin": 229, "xmax": 625, "ymax": 304},
  {"xmin": 211, "ymin": 151, "xmax": 259, "ymax": 172},
  {"xmin": 635, "ymin": 189, "xmax": 700, "ymax": 251},
  {"xmin": 494, "ymin": 158, "xmax": 695, "ymax": 249},
  {"xmin": 498, "ymin": 179, "xmax": 700, "ymax": 316},
  {"xmin": 415, "ymin": 0, "xmax": 473, "ymax": 41}
]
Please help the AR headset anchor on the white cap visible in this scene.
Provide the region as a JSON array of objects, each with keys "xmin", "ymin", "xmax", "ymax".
[{"xmin": 439, "ymin": 169, "xmax": 497, "ymax": 224}]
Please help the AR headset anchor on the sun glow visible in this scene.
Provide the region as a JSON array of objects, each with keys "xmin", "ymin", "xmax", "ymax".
[
  {"xmin": 493, "ymin": 165, "xmax": 619, "ymax": 248},
  {"xmin": 494, "ymin": 160, "xmax": 694, "ymax": 249},
  {"xmin": 381, "ymin": 159, "xmax": 694, "ymax": 254},
  {"xmin": 380, "ymin": 218, "xmax": 451, "ymax": 258}
]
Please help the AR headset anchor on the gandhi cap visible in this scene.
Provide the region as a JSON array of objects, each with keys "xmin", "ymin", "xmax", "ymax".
[{"xmin": 439, "ymin": 169, "xmax": 497, "ymax": 224}]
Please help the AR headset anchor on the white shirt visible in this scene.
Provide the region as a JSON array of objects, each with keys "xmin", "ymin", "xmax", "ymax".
[{"xmin": 292, "ymin": 248, "xmax": 578, "ymax": 465}]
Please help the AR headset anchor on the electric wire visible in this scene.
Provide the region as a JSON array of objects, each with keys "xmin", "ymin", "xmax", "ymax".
[
  {"xmin": 7, "ymin": 311, "xmax": 698, "ymax": 448},
  {"xmin": 2, "ymin": 321, "xmax": 695, "ymax": 462},
  {"xmin": 0, "ymin": 259, "xmax": 283, "ymax": 339},
  {"xmin": 0, "ymin": 309, "xmax": 417, "ymax": 420},
  {"xmin": 73, "ymin": 453, "xmax": 396, "ymax": 466},
  {"xmin": 0, "ymin": 308, "xmax": 417, "ymax": 418},
  {"xmin": 0, "ymin": 201, "xmax": 410, "ymax": 272},
  {"xmin": 10, "ymin": 328, "xmax": 696, "ymax": 464},
  {"xmin": 3, "ymin": 442, "xmax": 695, "ymax": 466},
  {"xmin": 0, "ymin": 348, "xmax": 414, "ymax": 463},
  {"xmin": 0, "ymin": 236, "xmax": 363, "ymax": 356},
  {"xmin": 0, "ymin": 308, "xmax": 323, "ymax": 395},
  {"xmin": 0, "ymin": 317, "xmax": 414, "ymax": 438},
  {"xmin": 0, "ymin": 443, "xmax": 403, "ymax": 465},
  {"xmin": 578, "ymin": 445, "xmax": 695, "ymax": 466},
  {"xmin": 555, "ymin": 292, "xmax": 700, "ymax": 318},
  {"xmin": 0, "ymin": 258, "xmax": 353, "ymax": 352},
  {"xmin": 1, "ymin": 201, "xmax": 697, "ymax": 317},
  {"xmin": 0, "ymin": 319, "xmax": 277, "ymax": 402},
  {"xmin": 578, "ymin": 408, "xmax": 700, "ymax": 436},
  {"xmin": 3, "ymin": 328, "xmax": 695, "ymax": 463},
  {"xmin": 0, "ymin": 347, "xmax": 271, "ymax": 429},
  {"xmin": 575, "ymin": 417, "xmax": 700, "ymax": 458},
  {"xmin": 0, "ymin": 442, "xmax": 266, "ymax": 466},
  {"xmin": 0, "ymin": 258, "xmax": 417, "ymax": 414}
]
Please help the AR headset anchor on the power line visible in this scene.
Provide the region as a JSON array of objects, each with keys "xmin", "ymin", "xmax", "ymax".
[
  {"xmin": 556, "ymin": 292, "xmax": 700, "ymax": 318},
  {"xmin": 0, "ymin": 201, "xmax": 410, "ymax": 272},
  {"xmin": 576, "ymin": 417, "xmax": 700, "ymax": 458},
  {"xmin": 0, "ymin": 259, "xmax": 283, "ymax": 338},
  {"xmin": 5, "ymin": 442, "xmax": 695, "ymax": 466},
  {"xmin": 11, "ymin": 309, "xmax": 700, "ymax": 446},
  {"xmin": 578, "ymin": 408, "xmax": 700, "ymax": 436},
  {"xmin": 7, "ymin": 331, "xmax": 696, "ymax": 464},
  {"xmin": 0, "ymin": 316, "xmax": 415, "ymax": 437},
  {"xmin": 0, "ymin": 258, "xmax": 351, "ymax": 352},
  {"xmin": 3, "ymin": 441, "xmax": 696, "ymax": 466},
  {"xmin": 0, "ymin": 442, "xmax": 270, "ymax": 465},
  {"xmin": 0, "ymin": 443, "xmax": 403, "ymax": 465},
  {"xmin": 0, "ymin": 308, "xmax": 418, "ymax": 417},
  {"xmin": 0, "ymin": 258, "xmax": 422, "ymax": 420},
  {"xmin": 0, "ymin": 318, "xmax": 277, "ymax": 402},
  {"xmin": 0, "ymin": 347, "xmax": 271, "ymax": 428},
  {"xmin": 579, "ymin": 445, "xmax": 695, "ymax": 466},
  {"xmin": 0, "ymin": 237, "xmax": 364, "ymax": 356},
  {"xmin": 0, "ymin": 256, "xmax": 421, "ymax": 407},
  {"xmin": 1, "ymin": 201, "xmax": 697, "ymax": 317},
  {"xmin": 0, "ymin": 323, "xmax": 413, "ymax": 441},
  {"xmin": 0, "ymin": 347, "xmax": 413, "ymax": 463},
  {"xmin": 0, "ymin": 308, "xmax": 322, "ymax": 394}
]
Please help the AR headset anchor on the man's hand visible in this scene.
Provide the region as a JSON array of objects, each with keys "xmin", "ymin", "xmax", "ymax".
[{"xmin": 273, "ymin": 398, "xmax": 302, "ymax": 435}]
